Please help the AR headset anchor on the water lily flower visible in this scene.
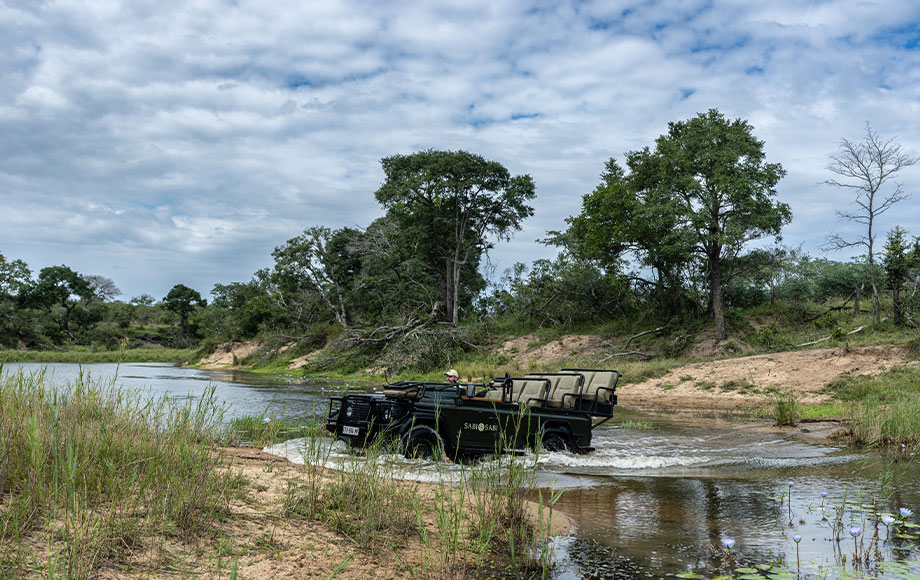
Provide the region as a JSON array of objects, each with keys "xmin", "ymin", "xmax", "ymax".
[
  {"xmin": 275, "ymin": 415, "xmax": 282, "ymax": 419},
  {"xmin": 881, "ymin": 515, "xmax": 895, "ymax": 526},
  {"xmin": 900, "ymin": 507, "xmax": 913, "ymax": 518},
  {"xmin": 821, "ymin": 492, "xmax": 828, "ymax": 498},
  {"xmin": 721, "ymin": 538, "xmax": 735, "ymax": 549},
  {"xmin": 849, "ymin": 526, "xmax": 862, "ymax": 537},
  {"xmin": 793, "ymin": 534, "xmax": 802, "ymax": 543},
  {"xmin": 263, "ymin": 417, "xmax": 271, "ymax": 423},
  {"xmin": 788, "ymin": 481, "xmax": 794, "ymax": 487}
]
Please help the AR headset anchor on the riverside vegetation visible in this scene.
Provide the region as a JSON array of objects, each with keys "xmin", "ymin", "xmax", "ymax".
[
  {"xmin": 0, "ymin": 367, "xmax": 561, "ymax": 579},
  {"xmin": 2, "ymin": 112, "xmax": 919, "ymax": 453}
]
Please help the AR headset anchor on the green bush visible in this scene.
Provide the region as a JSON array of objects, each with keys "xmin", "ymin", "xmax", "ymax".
[{"xmin": 771, "ymin": 389, "xmax": 799, "ymax": 426}]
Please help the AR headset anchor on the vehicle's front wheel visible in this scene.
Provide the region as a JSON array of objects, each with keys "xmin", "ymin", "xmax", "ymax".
[{"xmin": 403, "ymin": 425, "xmax": 446, "ymax": 461}]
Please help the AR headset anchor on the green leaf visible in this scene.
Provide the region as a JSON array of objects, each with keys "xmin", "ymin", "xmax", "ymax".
[{"xmin": 675, "ymin": 573, "xmax": 703, "ymax": 579}]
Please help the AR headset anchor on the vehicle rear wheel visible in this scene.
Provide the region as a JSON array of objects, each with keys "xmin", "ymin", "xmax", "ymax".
[
  {"xmin": 403, "ymin": 425, "xmax": 446, "ymax": 461},
  {"xmin": 541, "ymin": 432, "xmax": 569, "ymax": 452}
]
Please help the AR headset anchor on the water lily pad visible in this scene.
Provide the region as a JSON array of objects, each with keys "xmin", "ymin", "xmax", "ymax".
[
  {"xmin": 712, "ymin": 576, "xmax": 735, "ymax": 580},
  {"xmin": 768, "ymin": 573, "xmax": 796, "ymax": 580},
  {"xmin": 675, "ymin": 573, "xmax": 702, "ymax": 579},
  {"xmin": 740, "ymin": 575, "xmax": 762, "ymax": 580},
  {"xmin": 755, "ymin": 564, "xmax": 773, "ymax": 571},
  {"xmin": 736, "ymin": 568, "xmax": 758, "ymax": 574},
  {"xmin": 904, "ymin": 522, "xmax": 920, "ymax": 528}
]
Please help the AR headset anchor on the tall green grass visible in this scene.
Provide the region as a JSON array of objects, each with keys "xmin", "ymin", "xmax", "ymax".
[
  {"xmin": 827, "ymin": 365, "xmax": 920, "ymax": 448},
  {"xmin": 0, "ymin": 366, "xmax": 241, "ymax": 579},
  {"xmin": 280, "ymin": 409, "xmax": 559, "ymax": 577},
  {"xmin": 847, "ymin": 393, "xmax": 920, "ymax": 448}
]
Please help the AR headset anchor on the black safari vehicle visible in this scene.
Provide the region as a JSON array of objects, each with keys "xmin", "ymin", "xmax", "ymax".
[{"xmin": 325, "ymin": 368, "xmax": 619, "ymax": 459}]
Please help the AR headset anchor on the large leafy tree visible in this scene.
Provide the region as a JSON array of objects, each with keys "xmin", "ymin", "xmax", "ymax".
[
  {"xmin": 271, "ymin": 226, "xmax": 358, "ymax": 327},
  {"xmin": 163, "ymin": 284, "xmax": 205, "ymax": 337},
  {"xmin": 628, "ymin": 110, "xmax": 789, "ymax": 340},
  {"xmin": 0, "ymin": 253, "xmax": 31, "ymax": 297},
  {"xmin": 20, "ymin": 265, "xmax": 94, "ymax": 334},
  {"xmin": 564, "ymin": 159, "xmax": 697, "ymax": 314},
  {"xmin": 567, "ymin": 110, "xmax": 789, "ymax": 340},
  {"xmin": 375, "ymin": 149, "xmax": 536, "ymax": 325}
]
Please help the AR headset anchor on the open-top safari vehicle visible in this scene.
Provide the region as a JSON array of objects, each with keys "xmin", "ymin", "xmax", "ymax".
[{"xmin": 325, "ymin": 368, "xmax": 619, "ymax": 460}]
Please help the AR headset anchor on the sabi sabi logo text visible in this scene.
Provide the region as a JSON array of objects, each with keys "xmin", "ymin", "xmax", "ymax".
[{"xmin": 463, "ymin": 422, "xmax": 499, "ymax": 432}]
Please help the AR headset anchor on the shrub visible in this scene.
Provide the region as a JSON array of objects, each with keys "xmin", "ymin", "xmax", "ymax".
[{"xmin": 772, "ymin": 389, "xmax": 799, "ymax": 426}]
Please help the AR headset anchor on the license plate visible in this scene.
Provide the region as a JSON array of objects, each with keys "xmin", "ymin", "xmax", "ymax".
[{"xmin": 342, "ymin": 425, "xmax": 359, "ymax": 436}]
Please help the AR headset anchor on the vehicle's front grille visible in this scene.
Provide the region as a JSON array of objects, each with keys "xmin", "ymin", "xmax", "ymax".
[{"xmin": 343, "ymin": 398, "xmax": 372, "ymax": 422}]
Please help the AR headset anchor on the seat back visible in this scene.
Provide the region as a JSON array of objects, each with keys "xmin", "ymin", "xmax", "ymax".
[
  {"xmin": 524, "ymin": 373, "xmax": 582, "ymax": 408},
  {"xmin": 582, "ymin": 371, "xmax": 618, "ymax": 404},
  {"xmin": 511, "ymin": 378, "xmax": 551, "ymax": 406},
  {"xmin": 484, "ymin": 379, "xmax": 507, "ymax": 401}
]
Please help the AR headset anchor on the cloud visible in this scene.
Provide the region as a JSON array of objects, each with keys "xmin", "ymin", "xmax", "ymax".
[{"xmin": 1, "ymin": 0, "xmax": 919, "ymax": 299}]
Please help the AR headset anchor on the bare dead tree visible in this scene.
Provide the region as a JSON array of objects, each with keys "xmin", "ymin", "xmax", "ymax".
[
  {"xmin": 824, "ymin": 122, "xmax": 918, "ymax": 323},
  {"xmin": 83, "ymin": 274, "xmax": 121, "ymax": 305}
]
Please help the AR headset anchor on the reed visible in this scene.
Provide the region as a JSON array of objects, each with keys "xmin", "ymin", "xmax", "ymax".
[
  {"xmin": 847, "ymin": 392, "xmax": 920, "ymax": 447},
  {"xmin": 0, "ymin": 366, "xmax": 241, "ymax": 579}
]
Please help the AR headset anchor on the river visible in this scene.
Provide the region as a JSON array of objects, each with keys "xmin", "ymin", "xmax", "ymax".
[{"xmin": 5, "ymin": 362, "xmax": 920, "ymax": 579}]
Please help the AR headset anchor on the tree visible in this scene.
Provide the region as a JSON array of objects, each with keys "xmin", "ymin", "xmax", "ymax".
[
  {"xmin": 163, "ymin": 284, "xmax": 205, "ymax": 336},
  {"xmin": 0, "ymin": 253, "xmax": 31, "ymax": 297},
  {"xmin": 561, "ymin": 158, "xmax": 697, "ymax": 315},
  {"xmin": 83, "ymin": 275, "xmax": 121, "ymax": 304},
  {"xmin": 375, "ymin": 150, "xmax": 536, "ymax": 325},
  {"xmin": 623, "ymin": 110, "xmax": 789, "ymax": 340},
  {"xmin": 21, "ymin": 265, "xmax": 93, "ymax": 334},
  {"xmin": 271, "ymin": 227, "xmax": 356, "ymax": 327},
  {"xmin": 883, "ymin": 227, "xmax": 920, "ymax": 326},
  {"xmin": 824, "ymin": 122, "xmax": 918, "ymax": 324}
]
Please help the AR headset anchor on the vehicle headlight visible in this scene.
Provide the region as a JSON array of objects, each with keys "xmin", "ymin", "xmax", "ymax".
[{"xmin": 345, "ymin": 406, "xmax": 353, "ymax": 418}]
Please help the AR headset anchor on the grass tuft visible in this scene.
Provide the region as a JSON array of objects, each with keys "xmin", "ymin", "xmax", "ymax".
[{"xmin": 771, "ymin": 390, "xmax": 799, "ymax": 426}]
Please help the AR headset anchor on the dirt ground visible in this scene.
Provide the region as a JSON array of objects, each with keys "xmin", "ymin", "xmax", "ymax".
[
  {"xmin": 197, "ymin": 341, "xmax": 260, "ymax": 369},
  {"xmin": 497, "ymin": 333, "xmax": 608, "ymax": 365},
  {"xmin": 618, "ymin": 344, "xmax": 911, "ymax": 412},
  {"xmin": 62, "ymin": 447, "xmax": 566, "ymax": 580}
]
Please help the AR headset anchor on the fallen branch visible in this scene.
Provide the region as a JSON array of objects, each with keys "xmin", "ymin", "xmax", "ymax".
[
  {"xmin": 622, "ymin": 326, "xmax": 668, "ymax": 350},
  {"xmin": 795, "ymin": 325, "xmax": 865, "ymax": 348},
  {"xmin": 597, "ymin": 350, "xmax": 654, "ymax": 362},
  {"xmin": 800, "ymin": 291, "xmax": 857, "ymax": 323}
]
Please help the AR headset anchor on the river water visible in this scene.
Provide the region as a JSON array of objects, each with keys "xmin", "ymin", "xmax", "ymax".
[{"xmin": 5, "ymin": 362, "xmax": 920, "ymax": 580}]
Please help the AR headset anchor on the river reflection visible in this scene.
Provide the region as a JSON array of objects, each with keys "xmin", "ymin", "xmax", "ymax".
[{"xmin": 546, "ymin": 420, "xmax": 920, "ymax": 580}]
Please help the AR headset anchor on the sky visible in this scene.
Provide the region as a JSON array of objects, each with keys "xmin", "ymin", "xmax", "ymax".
[{"xmin": 2, "ymin": 0, "xmax": 919, "ymax": 301}]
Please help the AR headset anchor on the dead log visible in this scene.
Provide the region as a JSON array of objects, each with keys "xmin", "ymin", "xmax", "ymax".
[{"xmin": 795, "ymin": 325, "xmax": 865, "ymax": 348}]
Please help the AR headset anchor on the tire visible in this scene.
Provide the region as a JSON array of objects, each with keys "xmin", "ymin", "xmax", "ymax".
[
  {"xmin": 403, "ymin": 425, "xmax": 446, "ymax": 461},
  {"xmin": 541, "ymin": 431, "xmax": 569, "ymax": 453}
]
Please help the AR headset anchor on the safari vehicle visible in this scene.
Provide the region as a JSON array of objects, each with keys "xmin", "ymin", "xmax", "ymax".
[{"xmin": 325, "ymin": 368, "xmax": 619, "ymax": 459}]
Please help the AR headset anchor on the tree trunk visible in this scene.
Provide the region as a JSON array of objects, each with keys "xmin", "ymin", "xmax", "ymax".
[
  {"xmin": 853, "ymin": 284, "xmax": 861, "ymax": 316},
  {"xmin": 893, "ymin": 285, "xmax": 902, "ymax": 326},
  {"xmin": 868, "ymin": 225, "xmax": 881, "ymax": 324},
  {"xmin": 710, "ymin": 251, "xmax": 727, "ymax": 342},
  {"xmin": 450, "ymin": 261, "xmax": 461, "ymax": 325}
]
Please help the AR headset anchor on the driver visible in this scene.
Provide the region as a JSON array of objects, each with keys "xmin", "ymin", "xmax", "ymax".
[{"xmin": 444, "ymin": 369, "xmax": 459, "ymax": 384}]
